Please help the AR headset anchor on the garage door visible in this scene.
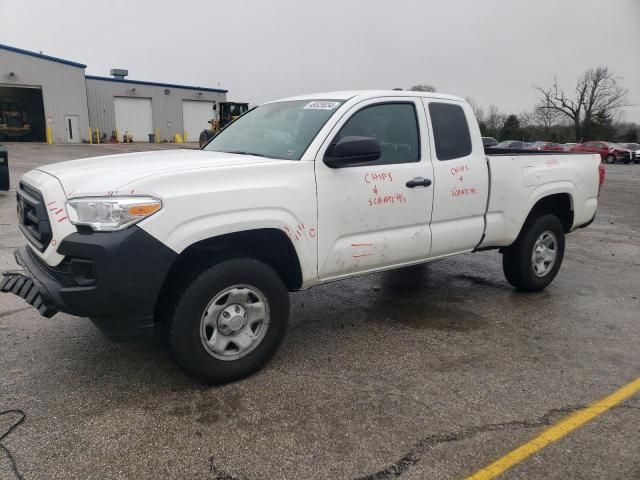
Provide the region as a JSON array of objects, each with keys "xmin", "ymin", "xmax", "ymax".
[
  {"xmin": 0, "ymin": 85, "xmax": 46, "ymax": 142},
  {"xmin": 182, "ymin": 100, "xmax": 215, "ymax": 143},
  {"xmin": 114, "ymin": 97, "xmax": 153, "ymax": 143}
]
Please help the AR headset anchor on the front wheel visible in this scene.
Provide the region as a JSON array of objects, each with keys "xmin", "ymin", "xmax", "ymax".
[
  {"xmin": 605, "ymin": 154, "xmax": 615, "ymax": 164},
  {"xmin": 502, "ymin": 214, "xmax": 565, "ymax": 292},
  {"xmin": 169, "ymin": 258, "xmax": 289, "ymax": 384}
]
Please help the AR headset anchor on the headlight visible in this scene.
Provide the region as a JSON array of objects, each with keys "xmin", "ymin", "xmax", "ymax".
[{"xmin": 66, "ymin": 197, "xmax": 162, "ymax": 231}]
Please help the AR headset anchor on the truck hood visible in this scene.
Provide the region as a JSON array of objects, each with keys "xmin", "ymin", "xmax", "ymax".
[{"xmin": 36, "ymin": 149, "xmax": 274, "ymax": 197}]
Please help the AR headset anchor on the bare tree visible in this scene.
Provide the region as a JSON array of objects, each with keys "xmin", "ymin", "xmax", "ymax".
[
  {"xmin": 534, "ymin": 67, "xmax": 628, "ymax": 141},
  {"xmin": 466, "ymin": 97, "xmax": 485, "ymax": 124},
  {"xmin": 409, "ymin": 84, "xmax": 437, "ymax": 92},
  {"xmin": 485, "ymin": 104, "xmax": 505, "ymax": 138}
]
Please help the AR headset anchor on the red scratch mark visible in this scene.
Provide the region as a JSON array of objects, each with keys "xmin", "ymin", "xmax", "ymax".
[
  {"xmin": 545, "ymin": 159, "xmax": 560, "ymax": 168},
  {"xmin": 368, "ymin": 193, "xmax": 407, "ymax": 206},
  {"xmin": 373, "ymin": 184, "xmax": 379, "ymax": 195},
  {"xmin": 284, "ymin": 226, "xmax": 291, "ymax": 233},
  {"xmin": 309, "ymin": 228, "xmax": 316, "ymax": 238},
  {"xmin": 57, "ymin": 216, "xmax": 68, "ymax": 223},
  {"xmin": 353, "ymin": 253, "xmax": 373, "ymax": 258},
  {"xmin": 450, "ymin": 187, "xmax": 478, "ymax": 197},
  {"xmin": 450, "ymin": 165, "xmax": 469, "ymax": 176},
  {"xmin": 364, "ymin": 172, "xmax": 393, "ymax": 184},
  {"xmin": 351, "ymin": 243, "xmax": 373, "ymax": 247},
  {"xmin": 55, "ymin": 208, "xmax": 64, "ymax": 214},
  {"xmin": 294, "ymin": 234, "xmax": 300, "ymax": 241},
  {"xmin": 51, "ymin": 239, "xmax": 57, "ymax": 246},
  {"xmin": 47, "ymin": 201, "xmax": 56, "ymax": 206}
]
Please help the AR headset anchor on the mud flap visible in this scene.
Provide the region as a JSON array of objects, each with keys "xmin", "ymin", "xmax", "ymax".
[{"xmin": 0, "ymin": 272, "xmax": 58, "ymax": 318}]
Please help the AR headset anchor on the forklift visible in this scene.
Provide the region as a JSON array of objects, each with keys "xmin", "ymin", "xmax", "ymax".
[
  {"xmin": 199, "ymin": 101, "xmax": 249, "ymax": 148},
  {"xmin": 0, "ymin": 101, "xmax": 32, "ymax": 140}
]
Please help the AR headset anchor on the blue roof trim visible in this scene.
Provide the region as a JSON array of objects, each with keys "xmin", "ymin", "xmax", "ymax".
[
  {"xmin": 85, "ymin": 75, "xmax": 228, "ymax": 93},
  {"xmin": 0, "ymin": 43, "xmax": 87, "ymax": 68}
]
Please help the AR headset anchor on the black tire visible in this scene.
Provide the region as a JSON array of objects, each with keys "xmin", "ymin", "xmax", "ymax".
[
  {"xmin": 199, "ymin": 132, "xmax": 208, "ymax": 149},
  {"xmin": 605, "ymin": 154, "xmax": 615, "ymax": 164},
  {"xmin": 169, "ymin": 258, "xmax": 289, "ymax": 384},
  {"xmin": 502, "ymin": 213, "xmax": 565, "ymax": 292}
]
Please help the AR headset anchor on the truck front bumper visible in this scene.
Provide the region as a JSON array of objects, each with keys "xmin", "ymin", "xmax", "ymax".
[{"xmin": 1, "ymin": 227, "xmax": 177, "ymax": 340}]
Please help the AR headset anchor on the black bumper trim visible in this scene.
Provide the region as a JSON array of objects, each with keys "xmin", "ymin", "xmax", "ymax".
[
  {"xmin": 2, "ymin": 227, "xmax": 178, "ymax": 340},
  {"xmin": 0, "ymin": 271, "xmax": 57, "ymax": 318}
]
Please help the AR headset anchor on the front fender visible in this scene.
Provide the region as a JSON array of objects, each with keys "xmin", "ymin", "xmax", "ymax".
[
  {"xmin": 131, "ymin": 161, "xmax": 319, "ymax": 286},
  {"xmin": 144, "ymin": 208, "xmax": 316, "ymax": 285}
]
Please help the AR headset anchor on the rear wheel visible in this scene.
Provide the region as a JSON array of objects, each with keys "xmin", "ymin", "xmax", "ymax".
[
  {"xmin": 502, "ymin": 214, "xmax": 565, "ymax": 292},
  {"xmin": 169, "ymin": 258, "xmax": 289, "ymax": 384}
]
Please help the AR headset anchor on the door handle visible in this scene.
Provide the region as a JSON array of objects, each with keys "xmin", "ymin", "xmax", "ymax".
[{"xmin": 406, "ymin": 177, "xmax": 432, "ymax": 188}]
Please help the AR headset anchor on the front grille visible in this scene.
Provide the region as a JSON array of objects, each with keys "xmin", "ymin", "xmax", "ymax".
[{"xmin": 17, "ymin": 182, "xmax": 52, "ymax": 252}]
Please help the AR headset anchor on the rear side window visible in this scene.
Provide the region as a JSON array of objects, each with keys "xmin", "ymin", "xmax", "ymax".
[
  {"xmin": 429, "ymin": 102, "xmax": 472, "ymax": 161},
  {"xmin": 335, "ymin": 103, "xmax": 420, "ymax": 165}
]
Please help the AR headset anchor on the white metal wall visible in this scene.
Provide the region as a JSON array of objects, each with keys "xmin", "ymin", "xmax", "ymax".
[
  {"xmin": 86, "ymin": 78, "xmax": 226, "ymax": 142},
  {"xmin": 0, "ymin": 48, "xmax": 89, "ymax": 143}
]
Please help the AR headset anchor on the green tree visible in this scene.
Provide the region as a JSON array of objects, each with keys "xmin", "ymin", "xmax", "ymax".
[
  {"xmin": 623, "ymin": 127, "xmax": 638, "ymax": 143},
  {"xmin": 500, "ymin": 114, "xmax": 523, "ymax": 140}
]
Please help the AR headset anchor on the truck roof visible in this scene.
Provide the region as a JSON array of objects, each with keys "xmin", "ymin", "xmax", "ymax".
[{"xmin": 269, "ymin": 90, "xmax": 466, "ymax": 104}]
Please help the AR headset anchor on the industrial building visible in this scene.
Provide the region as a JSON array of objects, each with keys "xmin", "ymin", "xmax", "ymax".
[
  {"xmin": 0, "ymin": 44, "xmax": 89, "ymax": 143},
  {"xmin": 86, "ymin": 74, "xmax": 226, "ymax": 143},
  {"xmin": 0, "ymin": 43, "xmax": 227, "ymax": 143}
]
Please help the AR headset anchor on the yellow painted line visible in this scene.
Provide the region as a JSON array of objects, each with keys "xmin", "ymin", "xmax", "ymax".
[{"xmin": 465, "ymin": 377, "xmax": 640, "ymax": 480}]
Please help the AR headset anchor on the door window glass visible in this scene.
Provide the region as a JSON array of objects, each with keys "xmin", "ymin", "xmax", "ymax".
[
  {"xmin": 335, "ymin": 103, "xmax": 420, "ymax": 165},
  {"xmin": 429, "ymin": 102, "xmax": 472, "ymax": 161}
]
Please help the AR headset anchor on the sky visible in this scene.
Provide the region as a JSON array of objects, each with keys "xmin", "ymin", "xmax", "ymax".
[{"xmin": 1, "ymin": 0, "xmax": 639, "ymax": 122}]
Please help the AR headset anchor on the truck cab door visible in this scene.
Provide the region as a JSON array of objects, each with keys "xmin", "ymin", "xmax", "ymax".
[
  {"xmin": 422, "ymin": 99, "xmax": 489, "ymax": 257},
  {"xmin": 314, "ymin": 98, "xmax": 433, "ymax": 281}
]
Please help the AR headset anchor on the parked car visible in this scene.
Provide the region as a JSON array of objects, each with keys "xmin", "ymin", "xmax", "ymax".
[
  {"xmin": 495, "ymin": 140, "xmax": 528, "ymax": 149},
  {"xmin": 482, "ymin": 137, "xmax": 498, "ymax": 147},
  {"xmin": 562, "ymin": 143, "xmax": 577, "ymax": 151},
  {"xmin": 570, "ymin": 141, "xmax": 635, "ymax": 164},
  {"xmin": 526, "ymin": 141, "xmax": 564, "ymax": 152},
  {"xmin": 1, "ymin": 90, "xmax": 602, "ymax": 384},
  {"xmin": 619, "ymin": 143, "xmax": 640, "ymax": 164}
]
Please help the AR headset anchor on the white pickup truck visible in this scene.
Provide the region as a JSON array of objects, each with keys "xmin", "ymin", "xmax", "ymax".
[{"xmin": 1, "ymin": 90, "xmax": 603, "ymax": 383}]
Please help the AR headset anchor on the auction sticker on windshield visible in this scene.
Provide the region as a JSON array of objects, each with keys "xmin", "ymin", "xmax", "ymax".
[{"xmin": 303, "ymin": 101, "xmax": 341, "ymax": 110}]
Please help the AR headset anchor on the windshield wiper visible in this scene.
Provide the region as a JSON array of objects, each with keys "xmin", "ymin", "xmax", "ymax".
[{"xmin": 223, "ymin": 150, "xmax": 269, "ymax": 158}]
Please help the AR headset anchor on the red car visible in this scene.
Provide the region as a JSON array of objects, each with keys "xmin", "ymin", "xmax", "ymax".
[
  {"xmin": 570, "ymin": 141, "xmax": 635, "ymax": 164},
  {"xmin": 526, "ymin": 141, "xmax": 564, "ymax": 152}
]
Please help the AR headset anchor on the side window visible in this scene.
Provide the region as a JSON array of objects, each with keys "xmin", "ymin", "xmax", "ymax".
[
  {"xmin": 429, "ymin": 102, "xmax": 472, "ymax": 161},
  {"xmin": 335, "ymin": 103, "xmax": 420, "ymax": 165}
]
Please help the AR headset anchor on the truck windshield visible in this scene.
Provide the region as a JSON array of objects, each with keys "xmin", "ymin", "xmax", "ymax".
[{"xmin": 203, "ymin": 99, "xmax": 344, "ymax": 160}]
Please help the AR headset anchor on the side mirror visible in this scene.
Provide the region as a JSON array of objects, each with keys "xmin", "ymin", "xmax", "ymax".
[{"xmin": 324, "ymin": 136, "xmax": 381, "ymax": 168}]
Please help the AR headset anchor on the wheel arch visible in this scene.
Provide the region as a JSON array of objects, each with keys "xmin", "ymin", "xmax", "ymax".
[
  {"xmin": 516, "ymin": 192, "xmax": 574, "ymax": 243},
  {"xmin": 154, "ymin": 228, "xmax": 304, "ymax": 326}
]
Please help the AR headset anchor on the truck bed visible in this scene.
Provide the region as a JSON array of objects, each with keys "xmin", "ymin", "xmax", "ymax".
[{"xmin": 479, "ymin": 150, "xmax": 601, "ymax": 249}]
